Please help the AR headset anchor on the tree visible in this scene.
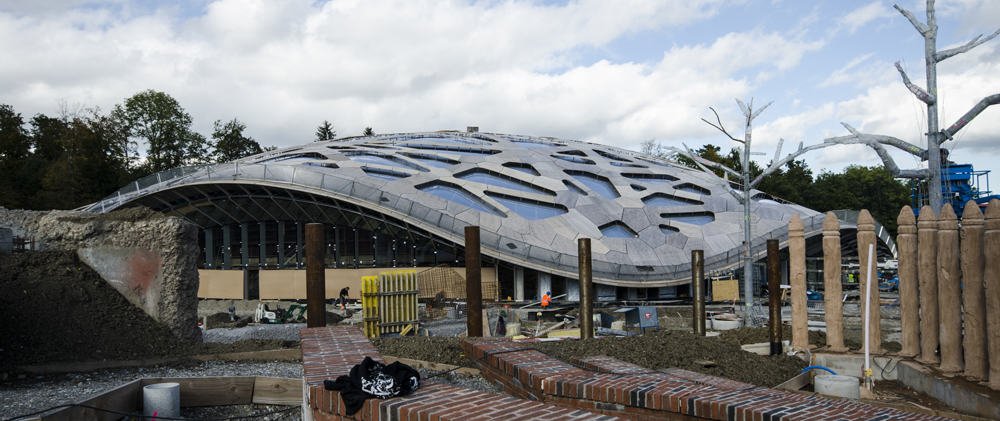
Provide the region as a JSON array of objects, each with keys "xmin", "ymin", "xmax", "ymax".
[
  {"xmin": 110, "ymin": 90, "xmax": 209, "ymax": 173},
  {"xmin": 825, "ymin": 0, "xmax": 1000, "ymax": 214},
  {"xmin": 363, "ymin": 127, "xmax": 374, "ymax": 136},
  {"xmin": 0, "ymin": 104, "xmax": 31, "ymax": 208},
  {"xmin": 666, "ymin": 99, "xmax": 834, "ymax": 308},
  {"xmin": 315, "ymin": 120, "xmax": 336, "ymax": 141},
  {"xmin": 211, "ymin": 118, "xmax": 265, "ymax": 162}
]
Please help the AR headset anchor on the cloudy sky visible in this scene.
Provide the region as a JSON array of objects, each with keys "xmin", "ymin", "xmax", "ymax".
[{"xmin": 2, "ymin": 0, "xmax": 999, "ymax": 177}]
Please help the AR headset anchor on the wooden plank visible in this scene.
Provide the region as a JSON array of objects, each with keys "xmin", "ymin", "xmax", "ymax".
[
  {"xmin": 252, "ymin": 377, "xmax": 303, "ymax": 405},
  {"xmin": 23, "ymin": 349, "xmax": 301, "ymax": 374},
  {"xmin": 140, "ymin": 377, "xmax": 255, "ymax": 407},
  {"xmin": 190, "ymin": 348, "xmax": 302, "ymax": 362},
  {"xmin": 42, "ymin": 380, "xmax": 141, "ymax": 421},
  {"xmin": 382, "ymin": 356, "xmax": 480, "ymax": 376}
]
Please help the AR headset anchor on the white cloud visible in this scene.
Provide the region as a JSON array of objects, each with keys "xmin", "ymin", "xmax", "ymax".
[{"xmin": 835, "ymin": 2, "xmax": 896, "ymax": 35}]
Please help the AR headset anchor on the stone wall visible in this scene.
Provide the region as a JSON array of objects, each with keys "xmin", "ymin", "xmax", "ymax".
[{"xmin": 0, "ymin": 207, "xmax": 201, "ymax": 342}]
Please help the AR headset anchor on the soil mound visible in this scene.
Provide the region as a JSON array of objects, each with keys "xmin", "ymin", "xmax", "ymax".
[{"xmin": 0, "ymin": 250, "xmax": 294, "ymax": 372}]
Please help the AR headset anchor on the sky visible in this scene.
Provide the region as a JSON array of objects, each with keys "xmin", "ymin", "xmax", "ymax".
[{"xmin": 1, "ymin": 0, "xmax": 999, "ymax": 180}]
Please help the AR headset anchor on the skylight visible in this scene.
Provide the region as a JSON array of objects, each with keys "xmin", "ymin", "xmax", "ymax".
[
  {"xmin": 485, "ymin": 193, "xmax": 567, "ymax": 220},
  {"xmin": 673, "ymin": 183, "xmax": 711, "ymax": 195},
  {"xmin": 400, "ymin": 152, "xmax": 460, "ymax": 168},
  {"xmin": 642, "ymin": 193, "xmax": 703, "ymax": 207},
  {"xmin": 599, "ymin": 221, "xmax": 638, "ymax": 238},
  {"xmin": 455, "ymin": 169, "xmax": 555, "ymax": 196},
  {"xmin": 416, "ymin": 182, "xmax": 505, "ymax": 217},
  {"xmin": 623, "ymin": 173, "xmax": 678, "ymax": 184},
  {"xmin": 661, "ymin": 212, "xmax": 715, "ymax": 226},
  {"xmin": 503, "ymin": 162, "xmax": 540, "ymax": 176},
  {"xmin": 362, "ymin": 167, "xmax": 411, "ymax": 181},
  {"xmin": 343, "ymin": 151, "xmax": 428, "ymax": 172},
  {"xmin": 564, "ymin": 170, "xmax": 619, "ymax": 199}
]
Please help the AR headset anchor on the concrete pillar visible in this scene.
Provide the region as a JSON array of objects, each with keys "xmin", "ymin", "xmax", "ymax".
[
  {"xmin": 984, "ymin": 199, "xmax": 1000, "ymax": 390},
  {"xmin": 305, "ymin": 223, "xmax": 326, "ymax": 328},
  {"xmin": 960, "ymin": 201, "xmax": 987, "ymax": 380},
  {"xmin": 857, "ymin": 210, "xmax": 883, "ymax": 354},
  {"xmin": 538, "ymin": 272, "xmax": 552, "ymax": 298},
  {"xmin": 259, "ymin": 222, "xmax": 267, "ymax": 268},
  {"xmin": 277, "ymin": 221, "xmax": 285, "ymax": 269},
  {"xmin": 938, "ymin": 205, "xmax": 964, "ymax": 372},
  {"xmin": 789, "ymin": 215, "xmax": 808, "ymax": 351},
  {"xmin": 579, "ymin": 238, "xmax": 593, "ymax": 339},
  {"xmin": 514, "ymin": 267, "xmax": 524, "ymax": 301},
  {"xmin": 222, "ymin": 225, "xmax": 232, "ymax": 270},
  {"xmin": 204, "ymin": 228, "xmax": 214, "ymax": 269},
  {"xmin": 296, "ymin": 222, "xmax": 304, "ymax": 268},
  {"xmin": 918, "ymin": 206, "xmax": 940, "ymax": 365},
  {"xmin": 566, "ymin": 278, "xmax": 580, "ymax": 301},
  {"xmin": 897, "ymin": 206, "xmax": 920, "ymax": 357},
  {"xmin": 240, "ymin": 223, "xmax": 249, "ymax": 268},
  {"xmin": 822, "ymin": 213, "xmax": 847, "ymax": 352}
]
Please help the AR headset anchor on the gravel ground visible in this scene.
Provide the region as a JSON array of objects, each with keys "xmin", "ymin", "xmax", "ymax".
[{"xmin": 0, "ymin": 360, "xmax": 304, "ymax": 421}]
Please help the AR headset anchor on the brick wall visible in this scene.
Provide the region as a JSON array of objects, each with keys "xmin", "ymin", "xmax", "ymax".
[
  {"xmin": 300, "ymin": 326, "xmax": 621, "ymax": 420},
  {"xmin": 462, "ymin": 339, "xmax": 952, "ymax": 421}
]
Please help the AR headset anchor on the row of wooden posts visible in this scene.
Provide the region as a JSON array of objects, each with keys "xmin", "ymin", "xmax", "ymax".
[{"xmin": 784, "ymin": 199, "xmax": 1000, "ymax": 390}]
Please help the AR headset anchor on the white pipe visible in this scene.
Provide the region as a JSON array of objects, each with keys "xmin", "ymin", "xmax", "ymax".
[{"xmin": 864, "ymin": 244, "xmax": 874, "ymax": 375}]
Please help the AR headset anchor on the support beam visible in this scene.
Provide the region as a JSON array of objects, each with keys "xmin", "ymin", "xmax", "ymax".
[
  {"xmin": 465, "ymin": 226, "xmax": 483, "ymax": 337},
  {"xmin": 767, "ymin": 239, "xmax": 781, "ymax": 356},
  {"xmin": 305, "ymin": 223, "xmax": 326, "ymax": 328},
  {"xmin": 579, "ymin": 238, "xmax": 593, "ymax": 340}
]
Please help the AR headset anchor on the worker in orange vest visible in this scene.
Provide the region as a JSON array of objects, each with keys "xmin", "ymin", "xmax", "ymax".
[{"xmin": 541, "ymin": 291, "xmax": 551, "ymax": 308}]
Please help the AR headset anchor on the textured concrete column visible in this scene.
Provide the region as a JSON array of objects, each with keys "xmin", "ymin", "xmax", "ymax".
[
  {"xmin": 917, "ymin": 206, "xmax": 940, "ymax": 365},
  {"xmin": 984, "ymin": 200, "xmax": 1000, "ymax": 390},
  {"xmin": 897, "ymin": 206, "xmax": 920, "ymax": 357},
  {"xmin": 822, "ymin": 213, "xmax": 847, "ymax": 352},
  {"xmin": 767, "ymin": 239, "xmax": 782, "ymax": 356},
  {"xmin": 938, "ymin": 206, "xmax": 964, "ymax": 372},
  {"xmin": 857, "ymin": 210, "xmax": 883, "ymax": 354},
  {"xmin": 961, "ymin": 201, "xmax": 987, "ymax": 380},
  {"xmin": 789, "ymin": 215, "xmax": 808, "ymax": 351}
]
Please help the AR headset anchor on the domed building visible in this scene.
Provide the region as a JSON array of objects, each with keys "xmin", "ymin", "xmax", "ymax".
[{"xmin": 83, "ymin": 130, "xmax": 894, "ymax": 301}]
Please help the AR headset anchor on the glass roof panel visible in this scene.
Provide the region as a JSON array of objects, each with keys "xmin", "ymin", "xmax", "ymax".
[
  {"xmin": 552, "ymin": 155, "xmax": 596, "ymax": 165},
  {"xmin": 456, "ymin": 170, "xmax": 553, "ymax": 195},
  {"xmin": 662, "ymin": 212, "xmax": 715, "ymax": 225},
  {"xmin": 402, "ymin": 145, "xmax": 499, "ymax": 156},
  {"xmin": 563, "ymin": 180, "xmax": 588, "ymax": 195},
  {"xmin": 659, "ymin": 225, "xmax": 680, "ymax": 235},
  {"xmin": 362, "ymin": 167, "xmax": 410, "ymax": 180},
  {"xmin": 402, "ymin": 153, "xmax": 459, "ymax": 168},
  {"xmin": 487, "ymin": 194, "xmax": 567, "ymax": 221},
  {"xmin": 599, "ymin": 222, "xmax": 637, "ymax": 238},
  {"xmin": 642, "ymin": 193, "xmax": 702, "ymax": 206},
  {"xmin": 418, "ymin": 184, "xmax": 504, "ymax": 216},
  {"xmin": 503, "ymin": 163, "xmax": 540, "ymax": 176},
  {"xmin": 567, "ymin": 171, "xmax": 619, "ymax": 199}
]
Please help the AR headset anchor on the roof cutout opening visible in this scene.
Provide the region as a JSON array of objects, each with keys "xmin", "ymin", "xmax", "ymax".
[
  {"xmin": 673, "ymin": 182, "xmax": 711, "ymax": 195},
  {"xmin": 400, "ymin": 136, "xmax": 488, "ymax": 146},
  {"xmin": 503, "ymin": 162, "xmax": 540, "ymax": 176},
  {"xmin": 593, "ymin": 149, "xmax": 631, "ymax": 162},
  {"xmin": 455, "ymin": 168, "xmax": 555, "ymax": 196},
  {"xmin": 599, "ymin": 221, "xmax": 638, "ymax": 238},
  {"xmin": 416, "ymin": 181, "xmax": 506, "ymax": 217},
  {"xmin": 303, "ymin": 162, "xmax": 339, "ymax": 169},
  {"xmin": 557, "ymin": 150, "xmax": 588, "ymax": 157},
  {"xmin": 402, "ymin": 145, "xmax": 500, "ymax": 156},
  {"xmin": 631, "ymin": 184, "xmax": 646, "ymax": 191},
  {"xmin": 485, "ymin": 192, "xmax": 568, "ymax": 220},
  {"xmin": 256, "ymin": 152, "xmax": 328, "ymax": 164},
  {"xmin": 505, "ymin": 136, "xmax": 565, "ymax": 149},
  {"xmin": 363, "ymin": 166, "xmax": 411, "ymax": 180},
  {"xmin": 623, "ymin": 173, "xmax": 679, "ymax": 184},
  {"xmin": 563, "ymin": 180, "xmax": 588, "ymax": 195},
  {"xmin": 551, "ymin": 155, "xmax": 596, "ymax": 165},
  {"xmin": 343, "ymin": 151, "xmax": 429, "ymax": 172},
  {"xmin": 659, "ymin": 224, "xmax": 680, "ymax": 235},
  {"xmin": 564, "ymin": 170, "xmax": 619, "ymax": 199},
  {"xmin": 610, "ymin": 162, "xmax": 647, "ymax": 168},
  {"xmin": 661, "ymin": 211, "xmax": 715, "ymax": 226},
  {"xmin": 400, "ymin": 152, "xmax": 460, "ymax": 168},
  {"xmin": 635, "ymin": 156, "xmax": 671, "ymax": 167},
  {"xmin": 642, "ymin": 192, "xmax": 703, "ymax": 207}
]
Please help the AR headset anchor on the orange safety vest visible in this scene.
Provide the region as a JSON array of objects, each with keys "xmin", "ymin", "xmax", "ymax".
[{"xmin": 541, "ymin": 294, "xmax": 550, "ymax": 307}]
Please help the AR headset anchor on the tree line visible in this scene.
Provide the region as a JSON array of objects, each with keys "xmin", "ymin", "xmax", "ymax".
[
  {"xmin": 0, "ymin": 89, "xmax": 373, "ymax": 211},
  {"xmin": 654, "ymin": 142, "xmax": 912, "ymax": 237}
]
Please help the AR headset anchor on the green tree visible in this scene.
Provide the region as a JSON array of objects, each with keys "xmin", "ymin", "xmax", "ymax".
[
  {"xmin": 211, "ymin": 118, "xmax": 265, "ymax": 162},
  {"xmin": 363, "ymin": 127, "xmax": 374, "ymax": 136},
  {"xmin": 0, "ymin": 104, "xmax": 31, "ymax": 208},
  {"xmin": 315, "ymin": 120, "xmax": 336, "ymax": 141},
  {"xmin": 111, "ymin": 90, "xmax": 208, "ymax": 173},
  {"xmin": 811, "ymin": 165, "xmax": 911, "ymax": 237}
]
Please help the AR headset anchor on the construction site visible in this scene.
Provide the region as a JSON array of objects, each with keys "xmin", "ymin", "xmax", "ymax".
[{"xmin": 3, "ymin": 198, "xmax": 1000, "ymax": 421}]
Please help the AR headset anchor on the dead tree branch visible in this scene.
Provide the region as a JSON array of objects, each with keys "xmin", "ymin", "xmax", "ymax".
[
  {"xmin": 894, "ymin": 4, "xmax": 929, "ymax": 35},
  {"xmin": 936, "ymin": 28, "xmax": 1000, "ymax": 62},
  {"xmin": 942, "ymin": 93, "xmax": 1000, "ymax": 139},
  {"xmin": 700, "ymin": 107, "xmax": 744, "ymax": 143},
  {"xmin": 894, "ymin": 62, "xmax": 935, "ymax": 104}
]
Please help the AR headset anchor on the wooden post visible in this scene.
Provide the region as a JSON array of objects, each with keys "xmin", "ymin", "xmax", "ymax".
[
  {"xmin": 823, "ymin": 213, "xmax": 847, "ymax": 352},
  {"xmin": 917, "ymin": 206, "xmax": 940, "ymax": 365},
  {"xmin": 961, "ymin": 201, "xmax": 987, "ymax": 380},
  {"xmin": 465, "ymin": 226, "xmax": 482, "ymax": 338},
  {"xmin": 937, "ymin": 205, "xmax": 964, "ymax": 372},
  {"xmin": 857, "ymin": 210, "xmax": 883, "ymax": 354},
  {"xmin": 789, "ymin": 215, "xmax": 808, "ymax": 350},
  {"xmin": 984, "ymin": 199, "xmax": 1000, "ymax": 390},
  {"xmin": 305, "ymin": 223, "xmax": 326, "ymax": 328},
  {"xmin": 767, "ymin": 239, "xmax": 782, "ymax": 356},
  {"xmin": 579, "ymin": 238, "xmax": 594, "ymax": 339},
  {"xmin": 692, "ymin": 250, "xmax": 705, "ymax": 336},
  {"xmin": 897, "ymin": 206, "xmax": 920, "ymax": 357}
]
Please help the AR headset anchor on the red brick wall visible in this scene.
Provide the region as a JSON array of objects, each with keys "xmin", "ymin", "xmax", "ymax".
[{"xmin": 462, "ymin": 338, "xmax": 951, "ymax": 421}]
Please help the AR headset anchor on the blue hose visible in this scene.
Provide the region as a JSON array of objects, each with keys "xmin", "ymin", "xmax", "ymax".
[{"xmin": 801, "ymin": 365, "xmax": 837, "ymax": 375}]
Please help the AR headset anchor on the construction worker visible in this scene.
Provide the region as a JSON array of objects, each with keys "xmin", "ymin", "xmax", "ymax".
[
  {"xmin": 434, "ymin": 289, "xmax": 445, "ymax": 307},
  {"xmin": 339, "ymin": 286, "xmax": 350, "ymax": 310},
  {"xmin": 541, "ymin": 291, "xmax": 551, "ymax": 308}
]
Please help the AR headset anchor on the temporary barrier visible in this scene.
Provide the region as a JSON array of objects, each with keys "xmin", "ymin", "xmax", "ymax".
[{"xmin": 361, "ymin": 270, "xmax": 419, "ymax": 338}]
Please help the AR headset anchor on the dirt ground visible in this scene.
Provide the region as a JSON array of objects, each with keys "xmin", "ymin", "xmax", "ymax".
[{"xmin": 0, "ymin": 250, "xmax": 295, "ymax": 372}]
